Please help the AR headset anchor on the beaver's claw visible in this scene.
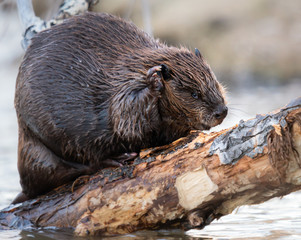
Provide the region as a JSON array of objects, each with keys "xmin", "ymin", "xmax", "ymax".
[
  {"xmin": 146, "ymin": 65, "xmax": 164, "ymax": 93},
  {"xmin": 102, "ymin": 152, "xmax": 138, "ymax": 168}
]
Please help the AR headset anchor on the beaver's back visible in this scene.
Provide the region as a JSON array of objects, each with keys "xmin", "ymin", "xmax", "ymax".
[{"xmin": 15, "ymin": 12, "xmax": 159, "ymax": 162}]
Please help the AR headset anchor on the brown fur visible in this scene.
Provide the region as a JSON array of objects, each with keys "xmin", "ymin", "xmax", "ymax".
[{"xmin": 14, "ymin": 12, "xmax": 227, "ymax": 202}]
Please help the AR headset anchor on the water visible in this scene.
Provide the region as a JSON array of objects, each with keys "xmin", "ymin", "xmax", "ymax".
[{"xmin": 1, "ymin": 3, "xmax": 301, "ymax": 240}]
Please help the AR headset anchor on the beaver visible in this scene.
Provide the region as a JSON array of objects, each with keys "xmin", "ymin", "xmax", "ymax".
[{"xmin": 13, "ymin": 12, "xmax": 227, "ymax": 203}]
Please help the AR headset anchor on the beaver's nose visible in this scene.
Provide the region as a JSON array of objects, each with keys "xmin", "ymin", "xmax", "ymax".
[{"xmin": 214, "ymin": 105, "xmax": 228, "ymax": 120}]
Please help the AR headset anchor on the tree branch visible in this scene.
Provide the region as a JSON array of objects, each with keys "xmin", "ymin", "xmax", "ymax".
[{"xmin": 16, "ymin": 0, "xmax": 99, "ymax": 50}]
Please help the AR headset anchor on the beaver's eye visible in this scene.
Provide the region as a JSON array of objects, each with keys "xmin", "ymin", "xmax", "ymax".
[{"xmin": 191, "ymin": 92, "xmax": 198, "ymax": 99}]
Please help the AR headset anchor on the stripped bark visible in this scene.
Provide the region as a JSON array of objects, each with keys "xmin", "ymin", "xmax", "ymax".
[{"xmin": 0, "ymin": 97, "xmax": 300, "ymax": 236}]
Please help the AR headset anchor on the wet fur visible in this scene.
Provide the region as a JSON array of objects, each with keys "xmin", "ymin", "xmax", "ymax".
[{"xmin": 14, "ymin": 12, "xmax": 226, "ymax": 201}]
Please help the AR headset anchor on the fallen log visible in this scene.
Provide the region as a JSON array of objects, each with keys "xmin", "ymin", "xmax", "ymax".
[{"xmin": 0, "ymin": 97, "xmax": 300, "ymax": 236}]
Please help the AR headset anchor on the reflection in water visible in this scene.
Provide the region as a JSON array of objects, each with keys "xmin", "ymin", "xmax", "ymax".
[
  {"xmin": 3, "ymin": 228, "xmax": 199, "ymax": 240},
  {"xmin": 188, "ymin": 192, "xmax": 301, "ymax": 239}
]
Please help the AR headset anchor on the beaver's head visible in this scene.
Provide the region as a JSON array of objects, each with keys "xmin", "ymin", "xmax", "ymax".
[{"xmin": 150, "ymin": 47, "xmax": 227, "ymax": 131}]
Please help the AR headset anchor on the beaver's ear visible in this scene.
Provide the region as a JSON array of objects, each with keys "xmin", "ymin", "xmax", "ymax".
[
  {"xmin": 160, "ymin": 64, "xmax": 172, "ymax": 81},
  {"xmin": 195, "ymin": 48, "xmax": 204, "ymax": 61}
]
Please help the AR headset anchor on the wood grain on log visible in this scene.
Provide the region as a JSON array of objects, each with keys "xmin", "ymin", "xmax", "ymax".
[{"xmin": 0, "ymin": 97, "xmax": 300, "ymax": 236}]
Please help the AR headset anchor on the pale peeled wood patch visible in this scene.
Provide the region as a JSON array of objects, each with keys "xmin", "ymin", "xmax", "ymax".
[
  {"xmin": 175, "ymin": 168, "xmax": 218, "ymax": 210},
  {"xmin": 75, "ymin": 186, "xmax": 161, "ymax": 235}
]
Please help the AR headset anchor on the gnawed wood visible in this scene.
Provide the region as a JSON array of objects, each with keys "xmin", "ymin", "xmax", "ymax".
[{"xmin": 0, "ymin": 97, "xmax": 301, "ymax": 236}]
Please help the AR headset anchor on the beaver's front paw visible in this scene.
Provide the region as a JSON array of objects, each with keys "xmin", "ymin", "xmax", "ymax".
[
  {"xmin": 146, "ymin": 65, "xmax": 164, "ymax": 93},
  {"xmin": 102, "ymin": 152, "xmax": 138, "ymax": 167}
]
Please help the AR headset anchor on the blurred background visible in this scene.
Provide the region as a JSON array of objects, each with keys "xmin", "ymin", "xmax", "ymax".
[{"xmin": 0, "ymin": 0, "xmax": 300, "ymax": 239}]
